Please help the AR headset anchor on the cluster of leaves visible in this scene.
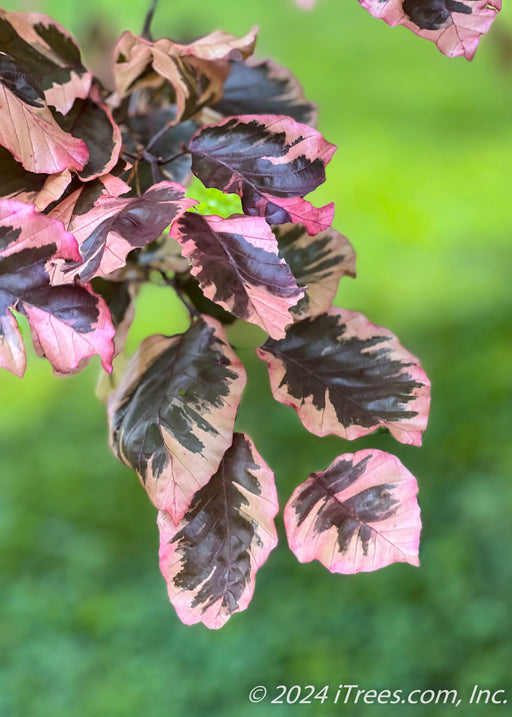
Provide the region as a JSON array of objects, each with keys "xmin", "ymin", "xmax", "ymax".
[
  {"xmin": 0, "ymin": 6, "xmax": 435, "ymax": 630},
  {"xmin": 297, "ymin": 0, "xmax": 502, "ymax": 60}
]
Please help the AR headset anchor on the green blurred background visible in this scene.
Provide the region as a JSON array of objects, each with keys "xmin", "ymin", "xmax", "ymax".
[{"xmin": 1, "ymin": 1, "xmax": 511, "ymax": 715}]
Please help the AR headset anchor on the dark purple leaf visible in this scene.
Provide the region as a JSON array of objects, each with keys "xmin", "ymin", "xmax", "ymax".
[
  {"xmin": 257, "ymin": 307, "xmax": 430, "ymax": 446},
  {"xmin": 358, "ymin": 0, "xmax": 502, "ymax": 59},
  {"xmin": 108, "ymin": 317, "xmax": 247, "ymax": 524},
  {"xmin": 158, "ymin": 432, "xmax": 278, "ymax": 629},
  {"xmin": 189, "ymin": 115, "xmax": 336, "ymax": 235},
  {"xmin": 213, "ymin": 58, "xmax": 317, "ymax": 127},
  {"xmin": 171, "ymin": 213, "xmax": 304, "ymax": 338},
  {"xmin": 285, "ymin": 449, "xmax": 421, "ymax": 573}
]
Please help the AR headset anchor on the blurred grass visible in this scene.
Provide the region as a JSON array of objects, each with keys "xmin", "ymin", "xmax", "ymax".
[{"xmin": 1, "ymin": 1, "xmax": 511, "ymax": 715}]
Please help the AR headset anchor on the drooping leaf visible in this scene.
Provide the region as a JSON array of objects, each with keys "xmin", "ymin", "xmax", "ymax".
[
  {"xmin": 189, "ymin": 115, "xmax": 335, "ymax": 235},
  {"xmin": 213, "ymin": 58, "xmax": 317, "ymax": 127},
  {"xmin": 257, "ymin": 307, "xmax": 430, "ymax": 446},
  {"xmin": 284, "ymin": 449, "xmax": 421, "ymax": 573},
  {"xmin": 122, "ymin": 107, "xmax": 198, "ymax": 190},
  {"xmin": 113, "ymin": 27, "xmax": 257, "ymax": 122},
  {"xmin": 52, "ymin": 84, "xmax": 122, "ymax": 182},
  {"xmin": 0, "ymin": 10, "xmax": 92, "ymax": 114},
  {"xmin": 108, "ymin": 317, "xmax": 247, "ymax": 524},
  {"xmin": 274, "ymin": 223, "xmax": 356, "ymax": 320},
  {"xmin": 0, "ymin": 54, "xmax": 88, "ymax": 175},
  {"xmin": 0, "ymin": 199, "xmax": 114, "ymax": 377},
  {"xmin": 158, "ymin": 432, "xmax": 278, "ymax": 629},
  {"xmin": 171, "ymin": 213, "xmax": 304, "ymax": 338},
  {"xmin": 358, "ymin": 0, "xmax": 502, "ymax": 60},
  {"xmin": 53, "ymin": 181, "xmax": 195, "ymax": 283}
]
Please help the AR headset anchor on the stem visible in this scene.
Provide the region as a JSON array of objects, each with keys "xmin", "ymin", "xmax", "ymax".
[
  {"xmin": 142, "ymin": 0, "xmax": 159, "ymax": 40},
  {"xmin": 157, "ymin": 149, "xmax": 189, "ymax": 166}
]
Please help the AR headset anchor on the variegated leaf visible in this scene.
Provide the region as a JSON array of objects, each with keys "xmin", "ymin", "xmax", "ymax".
[
  {"xmin": 171, "ymin": 213, "xmax": 304, "ymax": 338},
  {"xmin": 53, "ymin": 181, "xmax": 195, "ymax": 283},
  {"xmin": 52, "ymin": 84, "xmax": 122, "ymax": 182},
  {"xmin": 0, "ymin": 10, "xmax": 92, "ymax": 114},
  {"xmin": 213, "ymin": 58, "xmax": 317, "ymax": 127},
  {"xmin": 358, "ymin": 0, "xmax": 502, "ymax": 60},
  {"xmin": 275, "ymin": 223, "xmax": 356, "ymax": 320},
  {"xmin": 257, "ymin": 307, "xmax": 430, "ymax": 446},
  {"xmin": 189, "ymin": 115, "xmax": 336, "ymax": 235},
  {"xmin": 158, "ymin": 432, "xmax": 278, "ymax": 629},
  {"xmin": 285, "ymin": 449, "xmax": 421, "ymax": 573},
  {"xmin": 108, "ymin": 317, "xmax": 247, "ymax": 524},
  {"xmin": 0, "ymin": 54, "xmax": 88, "ymax": 175},
  {"xmin": 113, "ymin": 27, "xmax": 257, "ymax": 122},
  {"xmin": 0, "ymin": 199, "xmax": 114, "ymax": 377}
]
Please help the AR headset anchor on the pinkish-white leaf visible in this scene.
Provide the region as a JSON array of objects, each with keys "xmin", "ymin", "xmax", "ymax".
[
  {"xmin": 0, "ymin": 10, "xmax": 92, "ymax": 114},
  {"xmin": 171, "ymin": 213, "xmax": 304, "ymax": 338},
  {"xmin": 54, "ymin": 181, "xmax": 195, "ymax": 283},
  {"xmin": 108, "ymin": 317, "xmax": 247, "ymax": 524},
  {"xmin": 274, "ymin": 223, "xmax": 356, "ymax": 320},
  {"xmin": 0, "ymin": 63, "xmax": 88, "ymax": 174},
  {"xmin": 0, "ymin": 199, "xmax": 114, "ymax": 376},
  {"xmin": 285, "ymin": 449, "xmax": 421, "ymax": 573},
  {"xmin": 189, "ymin": 115, "xmax": 336, "ymax": 234},
  {"xmin": 257, "ymin": 307, "xmax": 430, "ymax": 446},
  {"xmin": 358, "ymin": 0, "xmax": 502, "ymax": 60},
  {"xmin": 158, "ymin": 432, "xmax": 278, "ymax": 629}
]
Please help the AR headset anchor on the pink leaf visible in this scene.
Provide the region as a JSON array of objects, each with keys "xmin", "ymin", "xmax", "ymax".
[
  {"xmin": 257, "ymin": 307, "xmax": 430, "ymax": 446},
  {"xmin": 0, "ymin": 60, "xmax": 88, "ymax": 174},
  {"xmin": 108, "ymin": 317, "xmax": 247, "ymax": 524},
  {"xmin": 0, "ymin": 199, "xmax": 114, "ymax": 376},
  {"xmin": 158, "ymin": 433, "xmax": 278, "ymax": 629},
  {"xmin": 358, "ymin": 0, "xmax": 502, "ymax": 60},
  {"xmin": 189, "ymin": 115, "xmax": 336, "ymax": 234},
  {"xmin": 285, "ymin": 449, "xmax": 421, "ymax": 573},
  {"xmin": 171, "ymin": 213, "xmax": 305, "ymax": 338}
]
